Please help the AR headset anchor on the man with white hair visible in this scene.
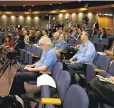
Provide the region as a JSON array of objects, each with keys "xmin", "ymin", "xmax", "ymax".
[{"xmin": 10, "ymin": 36, "xmax": 57, "ymax": 95}]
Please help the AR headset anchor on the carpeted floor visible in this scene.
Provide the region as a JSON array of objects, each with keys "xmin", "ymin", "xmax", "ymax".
[{"xmin": 0, "ymin": 63, "xmax": 42, "ymax": 108}]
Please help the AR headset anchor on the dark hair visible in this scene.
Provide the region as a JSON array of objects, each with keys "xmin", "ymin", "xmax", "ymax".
[
  {"xmin": 102, "ymin": 28, "xmax": 106, "ymax": 35},
  {"xmin": 5, "ymin": 34, "xmax": 12, "ymax": 41}
]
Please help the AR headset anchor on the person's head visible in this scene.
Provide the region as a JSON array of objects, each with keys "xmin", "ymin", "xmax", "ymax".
[
  {"xmin": 35, "ymin": 31, "xmax": 41, "ymax": 37},
  {"xmin": 82, "ymin": 27, "xmax": 85, "ymax": 32},
  {"xmin": 39, "ymin": 36, "xmax": 52, "ymax": 51},
  {"xmin": 73, "ymin": 26, "xmax": 78, "ymax": 32},
  {"xmin": 80, "ymin": 31, "xmax": 89, "ymax": 42},
  {"xmin": 42, "ymin": 30, "xmax": 48, "ymax": 36},
  {"xmin": 59, "ymin": 33, "xmax": 65, "ymax": 41},
  {"xmin": 29, "ymin": 30, "xmax": 36, "ymax": 36},
  {"xmin": 22, "ymin": 30, "xmax": 27, "ymax": 36},
  {"xmin": 5, "ymin": 34, "xmax": 12, "ymax": 42},
  {"xmin": 101, "ymin": 28, "xmax": 106, "ymax": 35},
  {"xmin": 59, "ymin": 27, "xmax": 63, "ymax": 31},
  {"xmin": 15, "ymin": 28, "xmax": 19, "ymax": 32},
  {"xmin": 53, "ymin": 32, "xmax": 60, "ymax": 40},
  {"xmin": 56, "ymin": 27, "xmax": 59, "ymax": 32},
  {"xmin": 78, "ymin": 28, "xmax": 82, "ymax": 33}
]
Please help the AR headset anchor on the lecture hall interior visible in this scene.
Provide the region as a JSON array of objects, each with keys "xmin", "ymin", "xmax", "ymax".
[{"xmin": 0, "ymin": 1, "xmax": 113, "ymax": 108}]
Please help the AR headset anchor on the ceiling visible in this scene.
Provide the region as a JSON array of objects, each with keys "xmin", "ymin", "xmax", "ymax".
[
  {"xmin": 0, "ymin": 1, "xmax": 113, "ymax": 14},
  {"xmin": 0, "ymin": 1, "xmax": 70, "ymax": 6}
]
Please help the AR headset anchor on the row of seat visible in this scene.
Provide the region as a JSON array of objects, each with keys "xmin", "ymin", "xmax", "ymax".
[
  {"xmin": 85, "ymin": 53, "xmax": 111, "ymax": 82},
  {"xmin": 19, "ymin": 43, "xmax": 42, "ymax": 64},
  {"xmin": 92, "ymin": 37, "xmax": 109, "ymax": 52},
  {"xmin": 40, "ymin": 62, "xmax": 89, "ymax": 108},
  {"xmin": 24, "ymin": 54, "xmax": 113, "ymax": 108}
]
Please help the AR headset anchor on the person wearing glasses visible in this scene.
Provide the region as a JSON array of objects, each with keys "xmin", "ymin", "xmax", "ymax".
[{"xmin": 10, "ymin": 36, "xmax": 57, "ymax": 95}]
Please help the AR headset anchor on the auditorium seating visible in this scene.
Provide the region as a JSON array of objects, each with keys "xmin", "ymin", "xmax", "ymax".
[
  {"xmin": 43, "ymin": 84, "xmax": 89, "ymax": 108},
  {"xmin": 86, "ymin": 55, "xmax": 110, "ymax": 82},
  {"xmin": 41, "ymin": 62, "xmax": 63, "ymax": 98},
  {"xmin": 41, "ymin": 70, "xmax": 71, "ymax": 108}
]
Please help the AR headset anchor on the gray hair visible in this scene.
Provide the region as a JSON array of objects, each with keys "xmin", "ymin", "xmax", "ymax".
[{"xmin": 39, "ymin": 36, "xmax": 52, "ymax": 47}]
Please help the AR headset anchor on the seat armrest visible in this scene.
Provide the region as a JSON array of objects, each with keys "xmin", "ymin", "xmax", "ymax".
[
  {"xmin": 32, "ymin": 55, "xmax": 39, "ymax": 58},
  {"xmin": 94, "ymin": 68, "xmax": 105, "ymax": 72},
  {"xmin": 40, "ymin": 71, "xmax": 52, "ymax": 75},
  {"xmin": 84, "ymin": 62, "xmax": 88, "ymax": 64},
  {"xmin": 41, "ymin": 98, "xmax": 61, "ymax": 105}
]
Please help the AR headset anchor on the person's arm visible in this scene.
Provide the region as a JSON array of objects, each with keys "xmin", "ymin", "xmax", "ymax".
[
  {"xmin": 105, "ymin": 50, "xmax": 113, "ymax": 56},
  {"xmin": 24, "ymin": 65, "xmax": 47, "ymax": 72},
  {"xmin": 69, "ymin": 53, "xmax": 77, "ymax": 63},
  {"xmin": 24, "ymin": 52, "xmax": 55, "ymax": 73},
  {"xmin": 25, "ymin": 62, "xmax": 38, "ymax": 68}
]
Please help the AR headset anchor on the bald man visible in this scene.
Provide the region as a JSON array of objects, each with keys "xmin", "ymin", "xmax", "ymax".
[{"xmin": 68, "ymin": 31, "xmax": 96, "ymax": 84}]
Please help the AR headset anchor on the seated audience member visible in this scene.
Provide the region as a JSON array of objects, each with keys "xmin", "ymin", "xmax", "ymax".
[
  {"xmin": 58, "ymin": 27, "xmax": 63, "ymax": 34},
  {"xmin": 53, "ymin": 32, "xmax": 60, "ymax": 45},
  {"xmin": 3, "ymin": 34, "xmax": 15, "ymax": 48},
  {"xmin": 29, "ymin": 30, "xmax": 36, "ymax": 44},
  {"xmin": 98, "ymin": 28, "xmax": 107, "ymax": 39},
  {"xmin": 24, "ymin": 30, "xmax": 29, "ymax": 44},
  {"xmin": 9, "ymin": 36, "xmax": 57, "ymax": 95},
  {"xmin": 71, "ymin": 26, "xmax": 79, "ymax": 39},
  {"xmin": 35, "ymin": 30, "xmax": 42, "ymax": 43},
  {"xmin": 0, "ymin": 34, "xmax": 15, "ymax": 63},
  {"xmin": 54, "ymin": 33, "xmax": 68, "ymax": 56},
  {"xmin": 88, "ymin": 75, "xmax": 114, "ymax": 108},
  {"xmin": 15, "ymin": 30, "xmax": 25, "ymax": 49},
  {"xmin": 48, "ymin": 29, "xmax": 53, "ymax": 38},
  {"xmin": 68, "ymin": 31, "xmax": 96, "ymax": 84},
  {"xmin": 104, "ymin": 44, "xmax": 114, "ymax": 60},
  {"xmin": 42, "ymin": 30, "xmax": 48, "ymax": 37},
  {"xmin": 92, "ymin": 21, "xmax": 99, "ymax": 36}
]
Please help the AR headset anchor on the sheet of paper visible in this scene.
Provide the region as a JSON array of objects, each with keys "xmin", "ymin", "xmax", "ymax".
[
  {"xmin": 96, "ymin": 75, "xmax": 114, "ymax": 84},
  {"xmin": 37, "ymin": 74, "xmax": 56, "ymax": 88},
  {"xmin": 97, "ymin": 52, "xmax": 106, "ymax": 55}
]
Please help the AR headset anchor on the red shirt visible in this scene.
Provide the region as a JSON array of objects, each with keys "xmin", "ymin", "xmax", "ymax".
[{"xmin": 4, "ymin": 40, "xmax": 15, "ymax": 48}]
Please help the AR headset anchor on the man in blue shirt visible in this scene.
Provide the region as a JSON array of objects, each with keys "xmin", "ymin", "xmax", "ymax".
[
  {"xmin": 10, "ymin": 36, "xmax": 57, "ymax": 95},
  {"xmin": 68, "ymin": 31, "xmax": 96, "ymax": 84}
]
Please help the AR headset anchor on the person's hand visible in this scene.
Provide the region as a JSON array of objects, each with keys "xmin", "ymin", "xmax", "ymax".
[
  {"xmin": 110, "ymin": 60, "xmax": 114, "ymax": 66},
  {"xmin": 105, "ymin": 50, "xmax": 112, "ymax": 55},
  {"xmin": 25, "ymin": 65, "xmax": 33, "ymax": 67},
  {"xmin": 24, "ymin": 67, "xmax": 33, "ymax": 71},
  {"xmin": 71, "ymin": 61, "xmax": 76, "ymax": 64},
  {"xmin": 69, "ymin": 59, "xmax": 73, "ymax": 63}
]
